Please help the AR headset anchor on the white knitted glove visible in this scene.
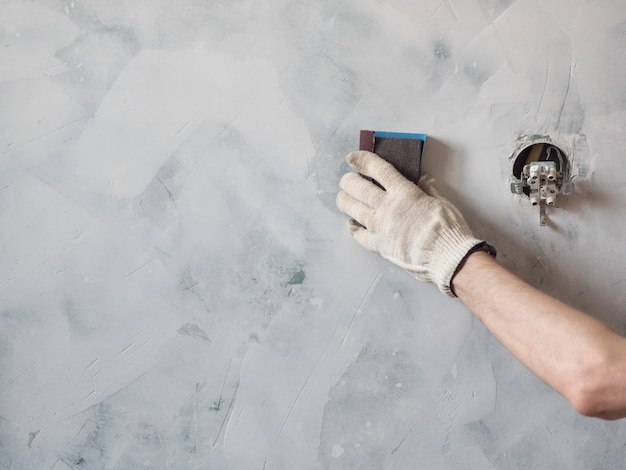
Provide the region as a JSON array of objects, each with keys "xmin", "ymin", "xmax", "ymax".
[{"xmin": 336, "ymin": 151, "xmax": 494, "ymax": 297}]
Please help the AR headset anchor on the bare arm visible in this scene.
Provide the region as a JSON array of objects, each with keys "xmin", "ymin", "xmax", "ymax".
[{"xmin": 453, "ymin": 251, "xmax": 626, "ymax": 420}]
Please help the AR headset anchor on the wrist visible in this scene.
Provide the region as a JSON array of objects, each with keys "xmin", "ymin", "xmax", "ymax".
[
  {"xmin": 434, "ymin": 236, "xmax": 485, "ymax": 297},
  {"xmin": 450, "ymin": 250, "xmax": 497, "ymax": 298}
]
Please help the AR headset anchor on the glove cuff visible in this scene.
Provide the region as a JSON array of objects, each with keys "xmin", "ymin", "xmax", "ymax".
[
  {"xmin": 448, "ymin": 241, "xmax": 497, "ymax": 297},
  {"xmin": 434, "ymin": 231, "xmax": 496, "ymax": 297}
]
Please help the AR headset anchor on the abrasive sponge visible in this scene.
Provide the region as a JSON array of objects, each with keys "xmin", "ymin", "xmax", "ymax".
[{"xmin": 359, "ymin": 130, "xmax": 426, "ymax": 186}]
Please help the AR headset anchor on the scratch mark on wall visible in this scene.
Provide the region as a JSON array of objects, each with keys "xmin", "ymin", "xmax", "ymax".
[
  {"xmin": 0, "ymin": 77, "xmax": 40, "ymax": 86},
  {"xmin": 117, "ymin": 342, "xmax": 136, "ymax": 356},
  {"xmin": 0, "ymin": 115, "xmax": 92, "ymax": 157},
  {"xmin": 212, "ymin": 381, "xmax": 240, "ymax": 448},
  {"xmin": 0, "ymin": 361, "xmax": 37, "ymax": 395},
  {"xmin": 121, "ymin": 257, "xmax": 156, "ymax": 280},
  {"xmin": 274, "ymin": 316, "xmax": 347, "ymax": 442},
  {"xmin": 537, "ymin": 54, "xmax": 550, "ymax": 119},
  {"xmin": 337, "ymin": 271, "xmax": 384, "ymax": 352},
  {"xmin": 213, "ymin": 358, "xmax": 234, "ymax": 413},
  {"xmin": 275, "ymin": 370, "xmax": 312, "ymax": 441},
  {"xmin": 391, "ymin": 430, "xmax": 411, "ymax": 455},
  {"xmin": 157, "ymin": 177, "xmax": 174, "ymax": 200},
  {"xmin": 63, "ymin": 363, "xmax": 158, "ymax": 420},
  {"xmin": 176, "ymin": 121, "xmax": 190, "ymax": 135},
  {"xmin": 556, "ymin": 64, "xmax": 573, "ymax": 130},
  {"xmin": 429, "ymin": 3, "xmax": 444, "ymax": 20},
  {"xmin": 443, "ymin": 0, "xmax": 459, "ymax": 22},
  {"xmin": 273, "ymin": 272, "xmax": 385, "ymax": 442},
  {"xmin": 319, "ymin": 51, "xmax": 359, "ymax": 97},
  {"xmin": 320, "ymin": 51, "xmax": 341, "ymax": 73}
]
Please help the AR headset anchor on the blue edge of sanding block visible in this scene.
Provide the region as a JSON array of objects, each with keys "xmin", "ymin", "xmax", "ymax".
[{"xmin": 374, "ymin": 131, "xmax": 427, "ymax": 140}]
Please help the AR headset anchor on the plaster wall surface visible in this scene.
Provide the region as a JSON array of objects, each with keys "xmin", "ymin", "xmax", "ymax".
[{"xmin": 2, "ymin": 0, "xmax": 626, "ymax": 468}]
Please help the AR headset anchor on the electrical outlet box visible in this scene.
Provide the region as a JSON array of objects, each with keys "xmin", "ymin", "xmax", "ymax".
[{"xmin": 510, "ymin": 141, "xmax": 574, "ymax": 226}]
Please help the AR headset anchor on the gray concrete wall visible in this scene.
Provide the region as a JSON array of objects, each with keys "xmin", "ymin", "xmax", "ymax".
[{"xmin": 2, "ymin": 0, "xmax": 626, "ymax": 468}]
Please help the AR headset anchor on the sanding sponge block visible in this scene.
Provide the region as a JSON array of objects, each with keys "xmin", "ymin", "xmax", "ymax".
[{"xmin": 359, "ymin": 130, "xmax": 426, "ymax": 185}]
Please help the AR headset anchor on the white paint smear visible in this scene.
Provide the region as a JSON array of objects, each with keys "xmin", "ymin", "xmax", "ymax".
[{"xmin": 71, "ymin": 49, "xmax": 313, "ymax": 199}]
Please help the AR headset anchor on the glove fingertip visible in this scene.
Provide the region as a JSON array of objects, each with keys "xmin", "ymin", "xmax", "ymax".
[
  {"xmin": 345, "ymin": 151, "xmax": 359, "ymax": 167},
  {"xmin": 417, "ymin": 172, "xmax": 440, "ymax": 197},
  {"xmin": 346, "ymin": 150, "xmax": 380, "ymax": 169},
  {"xmin": 335, "ymin": 190, "xmax": 346, "ymax": 211},
  {"xmin": 353, "ymin": 228, "xmax": 377, "ymax": 252},
  {"xmin": 338, "ymin": 173, "xmax": 352, "ymax": 191},
  {"xmin": 418, "ymin": 172, "xmax": 434, "ymax": 186}
]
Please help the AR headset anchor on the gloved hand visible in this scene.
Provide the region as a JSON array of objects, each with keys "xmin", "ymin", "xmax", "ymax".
[{"xmin": 336, "ymin": 150, "xmax": 495, "ymax": 297}]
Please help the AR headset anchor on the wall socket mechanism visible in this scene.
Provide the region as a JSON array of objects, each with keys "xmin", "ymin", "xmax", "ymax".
[{"xmin": 510, "ymin": 142, "xmax": 574, "ymax": 226}]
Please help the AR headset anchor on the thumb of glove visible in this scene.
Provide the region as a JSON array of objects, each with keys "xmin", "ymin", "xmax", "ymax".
[{"xmin": 417, "ymin": 173, "xmax": 441, "ymax": 199}]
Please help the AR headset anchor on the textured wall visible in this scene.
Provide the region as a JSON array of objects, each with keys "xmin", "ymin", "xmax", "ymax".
[{"xmin": 2, "ymin": 0, "xmax": 626, "ymax": 468}]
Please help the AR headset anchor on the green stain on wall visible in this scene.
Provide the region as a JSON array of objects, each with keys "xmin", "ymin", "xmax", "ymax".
[{"xmin": 287, "ymin": 268, "xmax": 306, "ymax": 285}]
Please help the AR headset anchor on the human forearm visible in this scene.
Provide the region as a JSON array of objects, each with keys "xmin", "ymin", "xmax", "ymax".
[{"xmin": 453, "ymin": 251, "xmax": 626, "ymax": 419}]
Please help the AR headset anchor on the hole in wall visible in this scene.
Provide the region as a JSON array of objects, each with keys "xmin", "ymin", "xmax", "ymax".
[{"xmin": 512, "ymin": 142, "xmax": 569, "ymax": 197}]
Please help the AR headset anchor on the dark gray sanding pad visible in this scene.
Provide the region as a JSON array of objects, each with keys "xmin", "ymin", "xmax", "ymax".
[{"xmin": 359, "ymin": 130, "xmax": 426, "ymax": 188}]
